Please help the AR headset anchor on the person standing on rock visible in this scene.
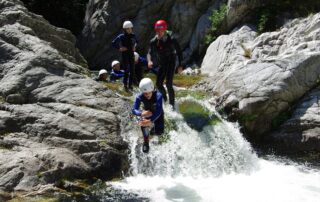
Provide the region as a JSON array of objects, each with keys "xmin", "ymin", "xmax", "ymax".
[
  {"xmin": 132, "ymin": 78, "xmax": 164, "ymax": 153},
  {"xmin": 112, "ymin": 20, "xmax": 138, "ymax": 91},
  {"xmin": 147, "ymin": 20, "xmax": 183, "ymax": 109}
]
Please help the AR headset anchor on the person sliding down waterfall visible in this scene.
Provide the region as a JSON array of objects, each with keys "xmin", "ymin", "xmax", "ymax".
[
  {"xmin": 132, "ymin": 78, "xmax": 164, "ymax": 153},
  {"xmin": 147, "ymin": 20, "xmax": 183, "ymax": 109}
]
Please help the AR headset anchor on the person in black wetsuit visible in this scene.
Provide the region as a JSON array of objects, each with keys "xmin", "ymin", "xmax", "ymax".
[
  {"xmin": 112, "ymin": 20, "xmax": 138, "ymax": 91},
  {"xmin": 132, "ymin": 78, "xmax": 164, "ymax": 153},
  {"xmin": 147, "ymin": 20, "xmax": 183, "ymax": 109}
]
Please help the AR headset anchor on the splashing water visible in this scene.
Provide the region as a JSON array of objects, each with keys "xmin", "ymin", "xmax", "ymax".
[{"xmin": 111, "ymin": 97, "xmax": 320, "ymax": 202}]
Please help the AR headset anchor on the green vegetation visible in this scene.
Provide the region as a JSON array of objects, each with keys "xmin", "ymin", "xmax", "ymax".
[
  {"xmin": 205, "ymin": 4, "xmax": 228, "ymax": 45},
  {"xmin": 0, "ymin": 96, "xmax": 4, "ymax": 103},
  {"xmin": 173, "ymin": 74, "xmax": 203, "ymax": 88},
  {"xmin": 8, "ymin": 196, "xmax": 59, "ymax": 202},
  {"xmin": 0, "ymin": 146, "xmax": 10, "ymax": 151},
  {"xmin": 103, "ymin": 82, "xmax": 133, "ymax": 97},
  {"xmin": 257, "ymin": 11, "xmax": 270, "ymax": 34},
  {"xmin": 144, "ymin": 73, "xmax": 157, "ymax": 85},
  {"xmin": 21, "ymin": 0, "xmax": 89, "ymax": 35},
  {"xmin": 143, "ymin": 73, "xmax": 203, "ymax": 88},
  {"xmin": 98, "ymin": 140, "xmax": 108, "ymax": 148},
  {"xmin": 101, "ymin": 73, "xmax": 203, "ymax": 98},
  {"xmin": 240, "ymin": 43, "xmax": 252, "ymax": 59},
  {"xmin": 255, "ymin": 0, "xmax": 320, "ymax": 34},
  {"xmin": 176, "ymin": 89, "xmax": 207, "ymax": 100}
]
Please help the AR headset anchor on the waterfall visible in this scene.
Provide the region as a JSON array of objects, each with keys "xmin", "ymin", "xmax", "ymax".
[
  {"xmin": 110, "ymin": 96, "xmax": 320, "ymax": 202},
  {"xmin": 124, "ymin": 97, "xmax": 258, "ymax": 177}
]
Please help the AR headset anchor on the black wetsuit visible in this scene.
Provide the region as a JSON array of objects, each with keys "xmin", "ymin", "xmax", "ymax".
[
  {"xmin": 135, "ymin": 56, "xmax": 148, "ymax": 84},
  {"xmin": 148, "ymin": 33, "xmax": 182, "ymax": 107},
  {"xmin": 112, "ymin": 32, "xmax": 138, "ymax": 88}
]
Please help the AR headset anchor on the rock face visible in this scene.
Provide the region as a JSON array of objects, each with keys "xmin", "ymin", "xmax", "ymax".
[
  {"xmin": 78, "ymin": 0, "xmax": 269, "ymax": 70},
  {"xmin": 0, "ymin": 0, "xmax": 129, "ymax": 194},
  {"xmin": 201, "ymin": 13, "xmax": 320, "ymax": 151},
  {"xmin": 268, "ymin": 87, "xmax": 320, "ymax": 152},
  {"xmin": 226, "ymin": 0, "xmax": 266, "ymax": 29},
  {"xmin": 78, "ymin": 0, "xmax": 223, "ymax": 69}
]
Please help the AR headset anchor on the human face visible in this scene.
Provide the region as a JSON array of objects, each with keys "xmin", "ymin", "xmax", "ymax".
[
  {"xmin": 125, "ymin": 28, "xmax": 133, "ymax": 34},
  {"xmin": 113, "ymin": 64, "xmax": 120, "ymax": 71},
  {"xmin": 143, "ymin": 91, "xmax": 153, "ymax": 100},
  {"xmin": 156, "ymin": 30, "xmax": 166, "ymax": 39},
  {"xmin": 101, "ymin": 73, "xmax": 108, "ymax": 81}
]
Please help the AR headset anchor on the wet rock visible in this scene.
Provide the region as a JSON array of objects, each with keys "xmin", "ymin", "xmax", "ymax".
[
  {"xmin": 6, "ymin": 94, "xmax": 25, "ymax": 104},
  {"xmin": 0, "ymin": 0, "xmax": 129, "ymax": 195},
  {"xmin": 268, "ymin": 87, "xmax": 320, "ymax": 152},
  {"xmin": 201, "ymin": 12, "xmax": 320, "ymax": 152}
]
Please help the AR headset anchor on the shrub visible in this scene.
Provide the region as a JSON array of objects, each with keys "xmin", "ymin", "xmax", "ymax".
[
  {"xmin": 240, "ymin": 43, "xmax": 252, "ymax": 59},
  {"xmin": 205, "ymin": 4, "xmax": 228, "ymax": 45},
  {"xmin": 256, "ymin": 0, "xmax": 320, "ymax": 34}
]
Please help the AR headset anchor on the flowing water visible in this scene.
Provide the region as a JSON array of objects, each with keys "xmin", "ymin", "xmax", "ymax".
[{"xmin": 109, "ymin": 97, "xmax": 320, "ymax": 202}]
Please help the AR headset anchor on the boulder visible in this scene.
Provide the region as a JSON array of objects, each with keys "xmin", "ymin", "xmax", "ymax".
[
  {"xmin": 268, "ymin": 87, "xmax": 320, "ymax": 152},
  {"xmin": 0, "ymin": 0, "xmax": 129, "ymax": 194},
  {"xmin": 201, "ymin": 13, "xmax": 320, "ymax": 152}
]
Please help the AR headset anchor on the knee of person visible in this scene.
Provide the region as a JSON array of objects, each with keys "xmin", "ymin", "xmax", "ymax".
[{"xmin": 165, "ymin": 82, "xmax": 173, "ymax": 89}]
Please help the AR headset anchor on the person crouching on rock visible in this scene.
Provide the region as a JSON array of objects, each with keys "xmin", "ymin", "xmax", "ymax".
[
  {"xmin": 132, "ymin": 78, "xmax": 164, "ymax": 153},
  {"xmin": 110, "ymin": 60, "xmax": 125, "ymax": 82},
  {"xmin": 95, "ymin": 69, "xmax": 108, "ymax": 82},
  {"xmin": 112, "ymin": 20, "xmax": 138, "ymax": 91}
]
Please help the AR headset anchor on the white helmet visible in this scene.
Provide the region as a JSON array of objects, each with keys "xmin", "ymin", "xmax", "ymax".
[
  {"xmin": 139, "ymin": 78, "xmax": 154, "ymax": 93},
  {"xmin": 98, "ymin": 69, "xmax": 108, "ymax": 76},
  {"xmin": 123, "ymin": 21, "xmax": 133, "ymax": 29},
  {"xmin": 134, "ymin": 52, "xmax": 139, "ymax": 62},
  {"xmin": 111, "ymin": 60, "xmax": 120, "ymax": 67}
]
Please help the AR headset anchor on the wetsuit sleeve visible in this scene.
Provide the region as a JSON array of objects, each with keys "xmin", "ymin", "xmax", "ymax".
[
  {"xmin": 147, "ymin": 39, "xmax": 155, "ymax": 63},
  {"xmin": 139, "ymin": 57, "xmax": 148, "ymax": 66},
  {"xmin": 111, "ymin": 71, "xmax": 124, "ymax": 77},
  {"xmin": 112, "ymin": 34, "xmax": 123, "ymax": 49},
  {"xmin": 132, "ymin": 96, "xmax": 142, "ymax": 116},
  {"xmin": 111, "ymin": 70, "xmax": 125, "ymax": 77},
  {"xmin": 149, "ymin": 93, "xmax": 163, "ymax": 122},
  {"xmin": 134, "ymin": 34, "xmax": 138, "ymax": 48},
  {"xmin": 172, "ymin": 37, "xmax": 183, "ymax": 66}
]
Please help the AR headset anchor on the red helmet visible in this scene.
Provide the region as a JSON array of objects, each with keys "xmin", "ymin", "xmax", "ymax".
[{"xmin": 154, "ymin": 20, "xmax": 167, "ymax": 31}]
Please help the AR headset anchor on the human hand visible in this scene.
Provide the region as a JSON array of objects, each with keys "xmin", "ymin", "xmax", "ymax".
[
  {"xmin": 148, "ymin": 61, "xmax": 153, "ymax": 69},
  {"xmin": 119, "ymin": 47, "xmax": 128, "ymax": 52},
  {"xmin": 141, "ymin": 110, "xmax": 152, "ymax": 118},
  {"xmin": 176, "ymin": 66, "xmax": 183, "ymax": 74},
  {"xmin": 139, "ymin": 119, "xmax": 152, "ymax": 127}
]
